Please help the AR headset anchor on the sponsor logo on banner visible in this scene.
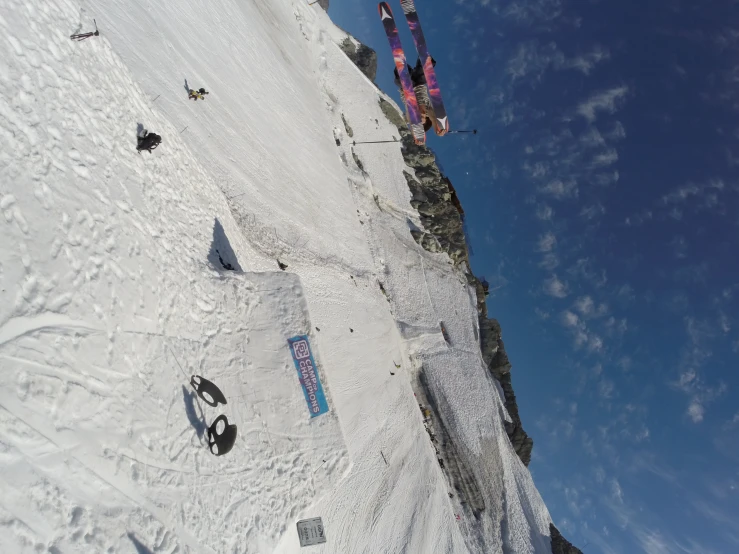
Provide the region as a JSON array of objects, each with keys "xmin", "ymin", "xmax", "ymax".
[{"xmin": 288, "ymin": 335, "xmax": 329, "ymax": 417}]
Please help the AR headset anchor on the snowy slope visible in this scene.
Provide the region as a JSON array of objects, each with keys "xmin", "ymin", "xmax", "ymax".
[{"xmin": 0, "ymin": 0, "xmax": 553, "ymax": 552}]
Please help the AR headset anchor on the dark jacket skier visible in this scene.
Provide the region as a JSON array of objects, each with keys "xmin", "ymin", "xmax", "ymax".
[{"xmin": 137, "ymin": 130, "xmax": 162, "ymax": 153}]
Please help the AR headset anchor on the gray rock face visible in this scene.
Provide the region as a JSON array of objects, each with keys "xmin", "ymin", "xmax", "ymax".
[
  {"xmin": 379, "ymin": 96, "xmax": 534, "ymax": 467},
  {"xmin": 339, "ymin": 37, "xmax": 378, "ymax": 82},
  {"xmin": 550, "ymin": 524, "xmax": 584, "ymax": 554},
  {"xmin": 316, "ymin": 0, "xmax": 329, "ymax": 11}
]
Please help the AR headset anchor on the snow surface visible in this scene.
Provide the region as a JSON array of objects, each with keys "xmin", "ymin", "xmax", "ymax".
[{"xmin": 0, "ymin": 0, "xmax": 553, "ymax": 552}]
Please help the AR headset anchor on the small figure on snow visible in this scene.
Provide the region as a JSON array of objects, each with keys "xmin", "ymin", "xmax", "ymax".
[
  {"xmin": 394, "ymin": 57, "xmax": 438, "ymax": 133},
  {"xmin": 188, "ymin": 88, "xmax": 209, "ymax": 101},
  {"xmin": 136, "ymin": 128, "xmax": 162, "ymax": 154},
  {"xmin": 70, "ymin": 19, "xmax": 99, "ymax": 41}
]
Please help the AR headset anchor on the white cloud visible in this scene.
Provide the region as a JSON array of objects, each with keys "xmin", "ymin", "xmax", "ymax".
[
  {"xmin": 452, "ymin": 16, "xmax": 469, "ymax": 29},
  {"xmin": 588, "ymin": 334, "xmax": 604, "ymax": 352},
  {"xmin": 561, "ymin": 45, "xmax": 610, "ymax": 75},
  {"xmin": 544, "ymin": 275, "xmax": 569, "ymax": 297},
  {"xmin": 561, "ymin": 310, "xmax": 579, "ymax": 327},
  {"xmin": 671, "ymin": 235, "xmax": 688, "ymax": 258},
  {"xmin": 662, "ymin": 179, "xmax": 725, "ymax": 204},
  {"xmin": 688, "ymin": 400, "xmax": 705, "ymax": 423},
  {"xmin": 577, "ymin": 86, "xmax": 629, "ymax": 122},
  {"xmin": 592, "ymin": 170, "xmax": 620, "ymax": 186},
  {"xmin": 599, "ymin": 379, "xmax": 615, "ymax": 398},
  {"xmin": 624, "ymin": 209, "xmax": 653, "ymax": 226},
  {"xmin": 591, "ymin": 148, "xmax": 618, "ymax": 167},
  {"xmin": 608, "ymin": 121, "xmax": 626, "ymax": 140},
  {"xmin": 537, "ymin": 231, "xmax": 557, "ymax": 252},
  {"xmin": 611, "ymin": 478, "xmax": 624, "ymax": 503},
  {"xmin": 535, "ymin": 307, "xmax": 551, "ymax": 320},
  {"xmin": 539, "ymin": 178, "xmax": 578, "ymax": 199},
  {"xmin": 718, "ymin": 313, "xmax": 730, "ymax": 333},
  {"xmin": 674, "ymin": 321, "xmax": 728, "ymax": 423},
  {"xmin": 617, "ymin": 284, "xmax": 635, "ymax": 301},
  {"xmin": 635, "ymin": 427, "xmax": 650, "ymax": 441},
  {"xmin": 539, "ymin": 252, "xmax": 560, "ymax": 270},
  {"xmin": 580, "ymin": 203, "xmax": 605, "ymax": 220},
  {"xmin": 574, "ymin": 295, "xmax": 594, "ymax": 316},
  {"xmin": 536, "ymin": 203, "xmax": 554, "ymax": 220}
]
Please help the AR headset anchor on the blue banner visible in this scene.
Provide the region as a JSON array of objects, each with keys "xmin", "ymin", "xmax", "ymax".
[{"xmin": 288, "ymin": 335, "xmax": 329, "ymax": 417}]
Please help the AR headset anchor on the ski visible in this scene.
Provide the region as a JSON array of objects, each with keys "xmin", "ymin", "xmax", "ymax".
[
  {"xmin": 378, "ymin": 2, "xmax": 425, "ymax": 145},
  {"xmin": 400, "ymin": 0, "xmax": 449, "ymax": 135}
]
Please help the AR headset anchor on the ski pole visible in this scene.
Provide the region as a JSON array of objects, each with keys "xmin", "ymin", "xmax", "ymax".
[
  {"xmin": 352, "ymin": 139, "xmax": 400, "ymax": 145},
  {"xmin": 447, "ymin": 129, "xmax": 477, "ymax": 134}
]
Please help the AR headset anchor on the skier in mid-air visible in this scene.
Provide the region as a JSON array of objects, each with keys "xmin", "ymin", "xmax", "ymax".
[{"xmin": 394, "ymin": 57, "xmax": 438, "ymax": 133}]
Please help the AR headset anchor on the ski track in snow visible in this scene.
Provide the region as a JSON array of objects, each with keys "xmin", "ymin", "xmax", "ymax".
[{"xmin": 0, "ymin": 0, "xmax": 554, "ymax": 552}]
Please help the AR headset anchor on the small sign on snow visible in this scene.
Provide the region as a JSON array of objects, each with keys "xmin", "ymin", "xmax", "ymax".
[{"xmin": 297, "ymin": 517, "xmax": 326, "ymax": 547}]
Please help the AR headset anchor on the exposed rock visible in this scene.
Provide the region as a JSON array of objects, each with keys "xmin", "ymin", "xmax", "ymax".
[
  {"xmin": 341, "ymin": 113, "xmax": 354, "ymax": 138},
  {"xmin": 351, "ymin": 148, "xmax": 364, "ymax": 172},
  {"xmin": 550, "ymin": 524, "xmax": 584, "ymax": 554},
  {"xmin": 315, "ymin": 0, "xmax": 329, "ymax": 11},
  {"xmin": 339, "ymin": 37, "xmax": 377, "ymax": 82},
  {"xmin": 479, "ymin": 317, "xmax": 511, "ymax": 379},
  {"xmin": 499, "ymin": 372, "xmax": 533, "ymax": 466},
  {"xmin": 380, "ymin": 95, "xmax": 535, "ymax": 467}
]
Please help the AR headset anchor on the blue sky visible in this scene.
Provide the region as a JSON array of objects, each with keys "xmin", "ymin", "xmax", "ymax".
[{"xmin": 329, "ymin": 0, "xmax": 739, "ymax": 552}]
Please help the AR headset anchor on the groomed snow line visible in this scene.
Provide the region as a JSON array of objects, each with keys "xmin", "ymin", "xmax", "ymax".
[{"xmin": 1, "ymin": 0, "xmax": 557, "ymax": 552}]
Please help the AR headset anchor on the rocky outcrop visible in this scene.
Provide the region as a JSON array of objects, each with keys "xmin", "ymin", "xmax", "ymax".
[
  {"xmin": 339, "ymin": 38, "xmax": 377, "ymax": 82},
  {"xmin": 403, "ymin": 170, "xmax": 468, "ymax": 265},
  {"xmin": 550, "ymin": 524, "xmax": 584, "ymax": 554},
  {"xmin": 316, "ymin": 0, "xmax": 329, "ymax": 11},
  {"xmin": 379, "ymin": 99, "xmax": 468, "ymax": 265},
  {"xmin": 338, "ymin": 30, "xmax": 583, "ymax": 554},
  {"xmin": 377, "ymin": 95, "xmax": 535, "ymax": 467}
]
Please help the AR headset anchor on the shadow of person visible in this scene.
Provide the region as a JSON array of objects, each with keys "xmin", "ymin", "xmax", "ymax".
[
  {"xmin": 127, "ymin": 533, "xmax": 154, "ymax": 554},
  {"xmin": 207, "ymin": 218, "xmax": 243, "ymax": 271},
  {"xmin": 184, "ymin": 78, "xmax": 190, "ymax": 94},
  {"xmin": 182, "ymin": 385, "xmax": 206, "ymax": 439}
]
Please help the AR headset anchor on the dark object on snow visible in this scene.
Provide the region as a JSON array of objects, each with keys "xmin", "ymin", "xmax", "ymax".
[
  {"xmin": 216, "ymin": 249, "xmax": 234, "ymax": 270},
  {"xmin": 189, "ymin": 88, "xmax": 209, "ymax": 101},
  {"xmin": 277, "ymin": 260, "xmax": 288, "ymax": 271},
  {"xmin": 71, "ymin": 19, "xmax": 99, "ymax": 40},
  {"xmin": 296, "ymin": 517, "xmax": 327, "ymax": 547},
  {"xmin": 207, "ymin": 414, "xmax": 237, "ymax": 456},
  {"xmin": 349, "ymin": 328, "xmax": 354, "ymax": 333},
  {"xmin": 190, "ymin": 375, "xmax": 227, "ymax": 407},
  {"xmin": 136, "ymin": 130, "xmax": 161, "ymax": 153}
]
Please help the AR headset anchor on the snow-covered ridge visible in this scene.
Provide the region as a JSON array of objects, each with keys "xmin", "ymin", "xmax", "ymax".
[{"xmin": 0, "ymin": 0, "xmax": 573, "ymax": 552}]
